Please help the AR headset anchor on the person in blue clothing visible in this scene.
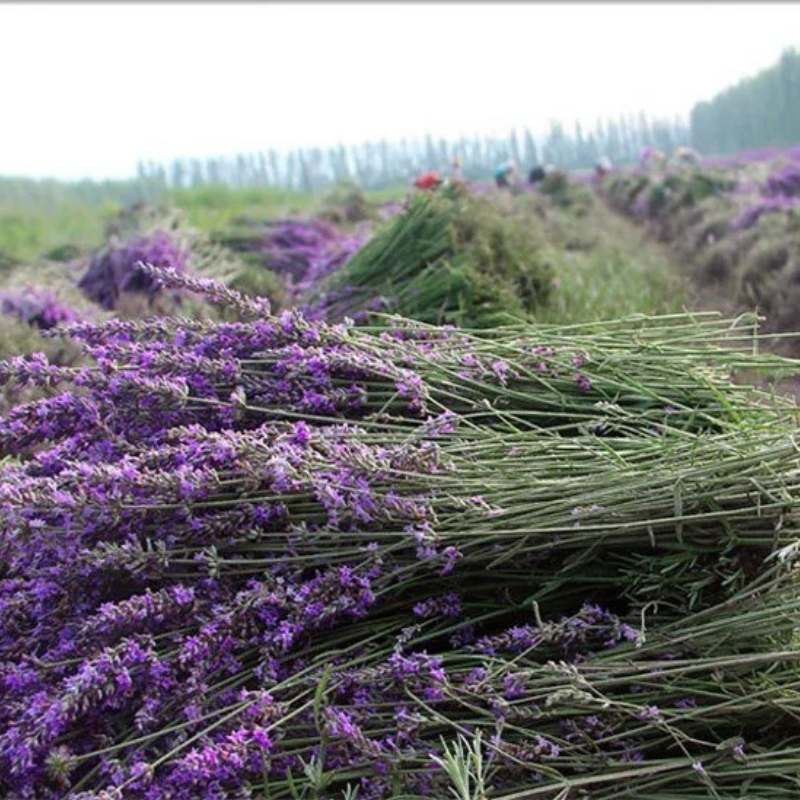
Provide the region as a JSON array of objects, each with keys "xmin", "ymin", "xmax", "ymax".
[{"xmin": 494, "ymin": 160, "xmax": 517, "ymax": 188}]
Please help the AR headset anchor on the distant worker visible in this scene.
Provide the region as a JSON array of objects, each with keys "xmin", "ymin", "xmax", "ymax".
[
  {"xmin": 673, "ymin": 146, "xmax": 701, "ymax": 166},
  {"xmin": 640, "ymin": 146, "xmax": 666, "ymax": 169},
  {"xmin": 594, "ymin": 156, "xmax": 612, "ymax": 180},
  {"xmin": 414, "ymin": 170, "xmax": 442, "ymax": 191},
  {"xmin": 494, "ymin": 160, "xmax": 517, "ymax": 189},
  {"xmin": 528, "ymin": 165, "xmax": 546, "ymax": 185},
  {"xmin": 450, "ymin": 155, "xmax": 463, "ymax": 182}
]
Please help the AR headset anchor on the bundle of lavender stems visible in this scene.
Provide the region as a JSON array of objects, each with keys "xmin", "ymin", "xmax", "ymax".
[{"xmin": 2, "ymin": 266, "xmax": 800, "ymax": 799}]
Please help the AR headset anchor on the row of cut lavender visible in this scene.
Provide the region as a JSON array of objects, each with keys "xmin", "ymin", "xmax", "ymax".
[
  {"xmin": 2, "ymin": 273, "xmax": 800, "ymax": 797},
  {"xmin": 4, "ymin": 207, "xmax": 372, "ymax": 337}
]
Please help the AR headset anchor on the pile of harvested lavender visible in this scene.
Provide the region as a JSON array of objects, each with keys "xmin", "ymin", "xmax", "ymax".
[
  {"xmin": 2, "ymin": 267, "xmax": 800, "ymax": 799},
  {"xmin": 0, "ymin": 287, "xmax": 83, "ymax": 331},
  {"xmin": 307, "ymin": 188, "xmax": 555, "ymax": 327},
  {"xmin": 217, "ymin": 217, "xmax": 368, "ymax": 303}
]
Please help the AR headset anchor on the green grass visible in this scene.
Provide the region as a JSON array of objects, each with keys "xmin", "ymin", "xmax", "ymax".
[
  {"xmin": 0, "ymin": 179, "xmax": 408, "ymax": 263},
  {"xmin": 355, "ymin": 184, "xmax": 407, "ymax": 205},
  {"xmin": 0, "ymin": 201, "xmax": 113, "ymax": 263},
  {"xmin": 537, "ymin": 243, "xmax": 685, "ymax": 324},
  {"xmin": 0, "ymin": 176, "xmax": 157, "ymax": 262},
  {"xmin": 534, "ymin": 198, "xmax": 686, "ymax": 324},
  {"xmin": 168, "ymin": 185, "xmax": 316, "ymax": 233},
  {"xmin": 0, "ymin": 184, "xmax": 315, "ymax": 262},
  {"xmin": 172, "ymin": 183, "xmax": 408, "ymax": 233}
]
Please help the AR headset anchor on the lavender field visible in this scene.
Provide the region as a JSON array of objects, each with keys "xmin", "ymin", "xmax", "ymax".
[{"xmin": 1, "ymin": 153, "xmax": 800, "ymax": 799}]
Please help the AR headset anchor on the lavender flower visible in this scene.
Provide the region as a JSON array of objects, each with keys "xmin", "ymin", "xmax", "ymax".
[
  {"xmin": 730, "ymin": 195, "xmax": 800, "ymax": 230},
  {"xmin": 765, "ymin": 163, "xmax": 800, "ymax": 198}
]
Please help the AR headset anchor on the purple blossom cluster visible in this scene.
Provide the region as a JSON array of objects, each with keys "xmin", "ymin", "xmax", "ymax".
[
  {"xmin": 765, "ymin": 163, "xmax": 800, "ymax": 198},
  {"xmin": 262, "ymin": 219, "xmax": 339, "ymax": 281},
  {"xmin": 0, "ymin": 290, "xmax": 460, "ymax": 795},
  {"xmin": 703, "ymin": 145, "xmax": 800, "ymax": 169},
  {"xmin": 607, "ymin": 144, "xmax": 800, "ymax": 245},
  {"xmin": 0, "ymin": 287, "xmax": 81, "ymax": 330},
  {"xmin": 0, "ymin": 377, "xmax": 650, "ymax": 800},
  {"xmin": 79, "ymin": 230, "xmax": 190, "ymax": 310},
  {"xmin": 707, "ymin": 151, "xmax": 800, "ymax": 232},
  {"xmin": 258, "ymin": 219, "xmax": 368, "ymax": 297},
  {"xmin": 293, "ymin": 228, "xmax": 369, "ymax": 297},
  {"xmin": 730, "ymin": 195, "xmax": 800, "ymax": 231},
  {"xmin": 470, "ymin": 603, "xmax": 639, "ymax": 660},
  {"xmin": 728, "ymin": 161, "xmax": 800, "ymax": 231}
]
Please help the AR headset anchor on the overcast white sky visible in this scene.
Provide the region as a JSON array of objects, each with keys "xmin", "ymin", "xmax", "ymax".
[{"xmin": 2, "ymin": 2, "xmax": 799, "ymax": 181}]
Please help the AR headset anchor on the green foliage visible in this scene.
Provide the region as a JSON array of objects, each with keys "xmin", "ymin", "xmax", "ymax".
[
  {"xmin": 0, "ymin": 182, "xmax": 319, "ymax": 263},
  {"xmin": 43, "ymin": 243, "xmax": 84, "ymax": 262},
  {"xmin": 312, "ymin": 179, "xmax": 684, "ymax": 329},
  {"xmin": 90, "ymin": 202, "xmax": 278, "ymax": 319},
  {"xmin": 430, "ymin": 732, "xmax": 489, "ymax": 800},
  {"xmin": 0, "ymin": 204, "xmax": 110, "ymax": 263},
  {"xmin": 0, "ymin": 314, "xmax": 58, "ymax": 360},
  {"xmin": 607, "ymin": 153, "xmax": 800, "ymax": 343},
  {"xmin": 0, "ymin": 250, "xmax": 19, "ymax": 275},
  {"xmin": 691, "ymin": 211, "xmax": 734, "ymax": 251},
  {"xmin": 737, "ymin": 237, "xmax": 793, "ymax": 315},
  {"xmin": 697, "ymin": 238, "xmax": 739, "ymax": 284},
  {"xmin": 0, "ymin": 172, "xmax": 694, "ymax": 339},
  {"xmin": 0, "ymin": 214, "xmax": 44, "ymax": 259},
  {"xmin": 663, "ymin": 169, "xmax": 735, "ymax": 209},
  {"xmin": 607, "ymin": 168, "xmax": 735, "ymax": 225},
  {"xmin": 539, "ymin": 169, "xmax": 570, "ymax": 197},
  {"xmin": 0, "ymin": 178, "xmax": 135, "ymax": 261},
  {"xmin": 0, "ymin": 258, "xmax": 98, "ymax": 318},
  {"xmin": 604, "ymin": 173, "xmax": 650, "ymax": 212},
  {"xmin": 535, "ymin": 200, "xmax": 685, "ymax": 324}
]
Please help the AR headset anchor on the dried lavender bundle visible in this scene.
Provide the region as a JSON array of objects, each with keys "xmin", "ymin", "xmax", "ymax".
[{"xmin": 25, "ymin": 282, "xmax": 800, "ymax": 441}]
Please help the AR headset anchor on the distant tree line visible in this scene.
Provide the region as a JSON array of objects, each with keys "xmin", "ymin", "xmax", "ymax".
[
  {"xmin": 690, "ymin": 48, "xmax": 800, "ymax": 155},
  {"xmin": 6, "ymin": 49, "xmax": 800, "ymax": 207},
  {"xmin": 136, "ymin": 114, "xmax": 690, "ymax": 192}
]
